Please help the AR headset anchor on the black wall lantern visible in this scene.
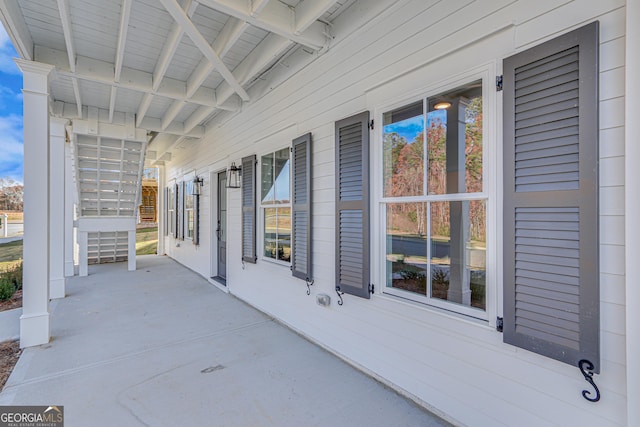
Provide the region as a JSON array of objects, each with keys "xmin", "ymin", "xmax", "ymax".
[
  {"xmin": 226, "ymin": 162, "xmax": 242, "ymax": 188},
  {"xmin": 192, "ymin": 176, "xmax": 203, "ymax": 245},
  {"xmin": 192, "ymin": 176, "xmax": 204, "ymax": 196}
]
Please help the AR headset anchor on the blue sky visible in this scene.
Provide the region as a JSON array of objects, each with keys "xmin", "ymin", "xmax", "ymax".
[
  {"xmin": 383, "ymin": 109, "xmax": 446, "ymax": 143},
  {"xmin": 0, "ymin": 24, "xmax": 23, "ymax": 184}
]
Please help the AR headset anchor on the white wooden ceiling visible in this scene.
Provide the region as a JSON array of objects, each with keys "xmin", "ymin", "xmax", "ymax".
[{"xmin": 0, "ymin": 0, "xmax": 355, "ymax": 142}]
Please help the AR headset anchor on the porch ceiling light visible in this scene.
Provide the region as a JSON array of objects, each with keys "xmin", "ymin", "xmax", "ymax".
[
  {"xmin": 193, "ymin": 177, "xmax": 204, "ymax": 196},
  {"xmin": 433, "ymin": 101, "xmax": 452, "ymax": 110},
  {"xmin": 226, "ymin": 162, "xmax": 242, "ymax": 189}
]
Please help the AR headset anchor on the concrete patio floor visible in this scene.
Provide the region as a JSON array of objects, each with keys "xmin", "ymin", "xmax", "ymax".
[{"xmin": 0, "ymin": 256, "xmax": 450, "ymax": 426}]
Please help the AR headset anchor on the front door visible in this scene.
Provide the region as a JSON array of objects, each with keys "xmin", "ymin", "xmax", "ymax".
[{"xmin": 216, "ymin": 171, "xmax": 227, "ymax": 281}]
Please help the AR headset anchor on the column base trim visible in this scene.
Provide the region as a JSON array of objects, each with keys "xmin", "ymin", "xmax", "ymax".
[
  {"xmin": 50, "ymin": 277, "xmax": 66, "ymax": 299},
  {"xmin": 20, "ymin": 311, "xmax": 50, "ymax": 348}
]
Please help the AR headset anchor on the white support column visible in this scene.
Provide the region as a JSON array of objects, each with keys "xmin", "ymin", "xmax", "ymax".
[
  {"xmin": 157, "ymin": 165, "xmax": 166, "ymax": 256},
  {"xmin": 15, "ymin": 59, "xmax": 55, "ymax": 348},
  {"xmin": 64, "ymin": 141, "xmax": 75, "ymax": 277},
  {"xmin": 626, "ymin": 1, "xmax": 640, "ymax": 425},
  {"xmin": 128, "ymin": 229, "xmax": 136, "ymax": 271},
  {"xmin": 50, "ymin": 118, "xmax": 67, "ymax": 299},
  {"xmin": 78, "ymin": 230, "xmax": 88, "ymax": 277}
]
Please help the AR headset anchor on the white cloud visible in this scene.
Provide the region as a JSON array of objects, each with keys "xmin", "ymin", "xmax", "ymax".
[
  {"xmin": 0, "ymin": 24, "xmax": 21, "ymax": 75},
  {"xmin": 0, "ymin": 114, "xmax": 23, "ymax": 183}
]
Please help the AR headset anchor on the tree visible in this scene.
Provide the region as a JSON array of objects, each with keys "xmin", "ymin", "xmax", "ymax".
[{"xmin": 0, "ymin": 178, "xmax": 24, "ymax": 211}]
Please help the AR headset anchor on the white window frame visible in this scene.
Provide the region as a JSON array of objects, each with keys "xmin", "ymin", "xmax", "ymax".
[
  {"xmin": 258, "ymin": 147, "xmax": 292, "ymax": 266},
  {"xmin": 372, "ymin": 66, "xmax": 497, "ymax": 322}
]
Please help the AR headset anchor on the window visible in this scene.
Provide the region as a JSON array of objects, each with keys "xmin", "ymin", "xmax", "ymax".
[
  {"xmin": 381, "ymin": 80, "xmax": 487, "ymax": 317},
  {"xmin": 260, "ymin": 148, "xmax": 291, "ymax": 263},
  {"xmin": 185, "ymin": 180, "xmax": 194, "ymax": 239}
]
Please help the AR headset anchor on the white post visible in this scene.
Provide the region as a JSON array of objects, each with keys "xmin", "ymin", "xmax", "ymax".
[
  {"xmin": 49, "ymin": 118, "xmax": 67, "ymax": 299},
  {"xmin": 16, "ymin": 59, "xmax": 55, "ymax": 348},
  {"xmin": 626, "ymin": 1, "xmax": 640, "ymax": 425},
  {"xmin": 79, "ymin": 230, "xmax": 88, "ymax": 277},
  {"xmin": 157, "ymin": 165, "xmax": 165, "ymax": 256},
  {"xmin": 128, "ymin": 229, "xmax": 136, "ymax": 271},
  {"xmin": 1, "ymin": 214, "xmax": 7, "ymax": 237},
  {"xmin": 64, "ymin": 141, "xmax": 75, "ymax": 277}
]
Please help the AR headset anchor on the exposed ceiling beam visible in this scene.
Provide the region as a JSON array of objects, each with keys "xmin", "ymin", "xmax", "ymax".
[
  {"xmin": 158, "ymin": 0, "xmax": 250, "ymax": 102},
  {"xmin": 161, "ymin": 100, "xmax": 186, "ymax": 130},
  {"xmin": 294, "ymin": 0, "xmax": 337, "ymax": 34},
  {"xmin": 71, "ymin": 77, "xmax": 82, "ymax": 117},
  {"xmin": 184, "ymin": 105, "xmax": 215, "ymax": 134},
  {"xmin": 152, "ymin": 136, "xmax": 188, "ymax": 166},
  {"xmin": 56, "ymin": 0, "xmax": 76, "ymax": 72},
  {"xmin": 34, "ymin": 47, "xmax": 239, "ymax": 112},
  {"xmin": 114, "ymin": 0, "xmax": 133, "ymax": 82},
  {"xmin": 215, "ymin": 33, "xmax": 291, "ymax": 106},
  {"xmin": 109, "ymin": 86, "xmax": 117, "ymax": 122},
  {"xmin": 197, "ymin": 0, "xmax": 328, "ymax": 50},
  {"xmin": 0, "ymin": 0, "xmax": 34, "ymax": 60},
  {"xmin": 136, "ymin": 93, "xmax": 154, "ymax": 127},
  {"xmin": 250, "ymin": 0, "xmax": 271, "ymax": 16},
  {"xmin": 153, "ymin": 0, "xmax": 199, "ymax": 92},
  {"xmin": 186, "ymin": 17, "xmax": 248, "ymax": 98}
]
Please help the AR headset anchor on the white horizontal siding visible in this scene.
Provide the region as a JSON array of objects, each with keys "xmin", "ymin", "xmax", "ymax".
[{"xmin": 162, "ymin": 1, "xmax": 628, "ymax": 425}]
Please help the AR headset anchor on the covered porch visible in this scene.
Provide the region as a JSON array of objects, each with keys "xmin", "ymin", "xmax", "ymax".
[{"xmin": 0, "ymin": 256, "xmax": 448, "ymax": 426}]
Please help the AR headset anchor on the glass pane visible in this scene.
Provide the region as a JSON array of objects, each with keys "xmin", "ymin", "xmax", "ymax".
[
  {"xmin": 261, "ymin": 153, "xmax": 274, "ymax": 204},
  {"xmin": 427, "ymin": 80, "xmax": 483, "ymax": 195},
  {"xmin": 187, "ymin": 211, "xmax": 194, "ymax": 238},
  {"xmin": 386, "ymin": 203, "xmax": 428, "ymax": 295},
  {"xmin": 430, "ymin": 200, "xmax": 486, "ymax": 310},
  {"xmin": 264, "ymin": 207, "xmax": 277, "ymax": 259},
  {"xmin": 383, "ymin": 101, "xmax": 424, "ymax": 197},
  {"xmin": 276, "ymin": 207, "xmax": 291, "ymax": 262},
  {"xmin": 263, "ymin": 207, "xmax": 291, "ymax": 262},
  {"xmin": 274, "ymin": 148, "xmax": 290, "ymax": 203}
]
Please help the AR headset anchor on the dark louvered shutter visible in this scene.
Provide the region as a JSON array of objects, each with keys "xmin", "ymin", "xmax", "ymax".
[
  {"xmin": 178, "ymin": 182, "xmax": 185, "ymax": 240},
  {"xmin": 335, "ymin": 112, "xmax": 370, "ymax": 299},
  {"xmin": 174, "ymin": 183, "xmax": 179, "ymax": 238},
  {"xmin": 242, "ymin": 155, "xmax": 257, "ymax": 263},
  {"xmin": 164, "ymin": 187, "xmax": 169, "ymax": 236},
  {"xmin": 292, "ymin": 133, "xmax": 312, "ymax": 280},
  {"xmin": 503, "ymin": 21, "xmax": 599, "ymax": 371}
]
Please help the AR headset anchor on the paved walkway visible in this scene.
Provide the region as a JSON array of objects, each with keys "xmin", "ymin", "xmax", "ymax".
[{"xmin": 0, "ymin": 256, "xmax": 450, "ymax": 427}]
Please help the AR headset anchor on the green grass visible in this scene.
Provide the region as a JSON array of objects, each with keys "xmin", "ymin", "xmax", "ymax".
[
  {"xmin": 136, "ymin": 227, "xmax": 158, "ymax": 255},
  {"xmin": 0, "ymin": 240, "xmax": 23, "ymax": 271}
]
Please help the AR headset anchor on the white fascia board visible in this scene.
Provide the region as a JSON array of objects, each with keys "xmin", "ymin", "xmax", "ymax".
[
  {"xmin": 0, "ymin": 0, "xmax": 34, "ymax": 60},
  {"xmin": 77, "ymin": 216, "xmax": 136, "ymax": 233},
  {"xmin": 71, "ymin": 119, "xmax": 148, "ymax": 142}
]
